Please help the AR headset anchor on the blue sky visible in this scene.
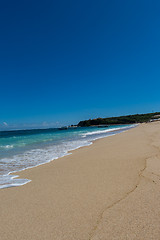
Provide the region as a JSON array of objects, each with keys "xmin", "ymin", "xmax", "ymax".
[{"xmin": 0, "ymin": 0, "xmax": 160, "ymax": 130}]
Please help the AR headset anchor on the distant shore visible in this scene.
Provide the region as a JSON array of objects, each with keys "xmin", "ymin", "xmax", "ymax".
[
  {"xmin": 77, "ymin": 112, "xmax": 160, "ymax": 126},
  {"xmin": 1, "ymin": 122, "xmax": 160, "ymax": 239}
]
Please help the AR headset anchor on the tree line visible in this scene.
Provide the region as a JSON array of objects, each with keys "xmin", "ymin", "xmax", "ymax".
[{"xmin": 77, "ymin": 112, "xmax": 160, "ymax": 127}]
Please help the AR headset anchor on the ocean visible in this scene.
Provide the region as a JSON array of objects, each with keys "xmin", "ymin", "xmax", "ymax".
[{"xmin": 0, "ymin": 124, "xmax": 136, "ymax": 189}]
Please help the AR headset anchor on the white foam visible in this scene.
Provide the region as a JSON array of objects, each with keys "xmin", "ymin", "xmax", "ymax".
[
  {"xmin": 81, "ymin": 126, "xmax": 130, "ymax": 137},
  {"xmin": 0, "ymin": 144, "xmax": 14, "ymax": 149}
]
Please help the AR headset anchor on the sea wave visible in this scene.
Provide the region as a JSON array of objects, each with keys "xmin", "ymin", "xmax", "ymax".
[
  {"xmin": 0, "ymin": 144, "xmax": 14, "ymax": 149},
  {"xmin": 81, "ymin": 126, "xmax": 131, "ymax": 137}
]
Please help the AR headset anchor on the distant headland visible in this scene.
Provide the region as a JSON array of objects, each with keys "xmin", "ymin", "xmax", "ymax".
[{"xmin": 77, "ymin": 112, "xmax": 160, "ymax": 127}]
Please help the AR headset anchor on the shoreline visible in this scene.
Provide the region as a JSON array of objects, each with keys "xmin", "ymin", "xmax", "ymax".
[
  {"xmin": 1, "ymin": 124, "xmax": 135, "ymax": 189},
  {"xmin": 1, "ymin": 122, "xmax": 160, "ymax": 239}
]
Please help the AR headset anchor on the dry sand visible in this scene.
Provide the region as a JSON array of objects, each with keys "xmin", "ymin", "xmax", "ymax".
[{"xmin": 1, "ymin": 122, "xmax": 160, "ymax": 240}]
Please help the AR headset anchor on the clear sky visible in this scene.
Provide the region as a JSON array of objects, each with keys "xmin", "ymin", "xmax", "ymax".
[{"xmin": 0, "ymin": 0, "xmax": 160, "ymax": 130}]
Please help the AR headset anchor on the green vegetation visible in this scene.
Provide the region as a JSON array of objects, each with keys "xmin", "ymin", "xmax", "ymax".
[{"xmin": 77, "ymin": 112, "xmax": 160, "ymax": 127}]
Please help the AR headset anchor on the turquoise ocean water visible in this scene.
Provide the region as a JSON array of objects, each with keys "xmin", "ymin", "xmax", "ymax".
[{"xmin": 0, "ymin": 124, "xmax": 136, "ymax": 189}]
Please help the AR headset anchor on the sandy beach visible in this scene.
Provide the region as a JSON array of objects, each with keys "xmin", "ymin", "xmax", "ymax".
[{"xmin": 1, "ymin": 122, "xmax": 160, "ymax": 240}]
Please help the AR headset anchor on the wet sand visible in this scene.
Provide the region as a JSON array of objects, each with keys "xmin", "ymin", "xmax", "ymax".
[{"xmin": 1, "ymin": 122, "xmax": 160, "ymax": 240}]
